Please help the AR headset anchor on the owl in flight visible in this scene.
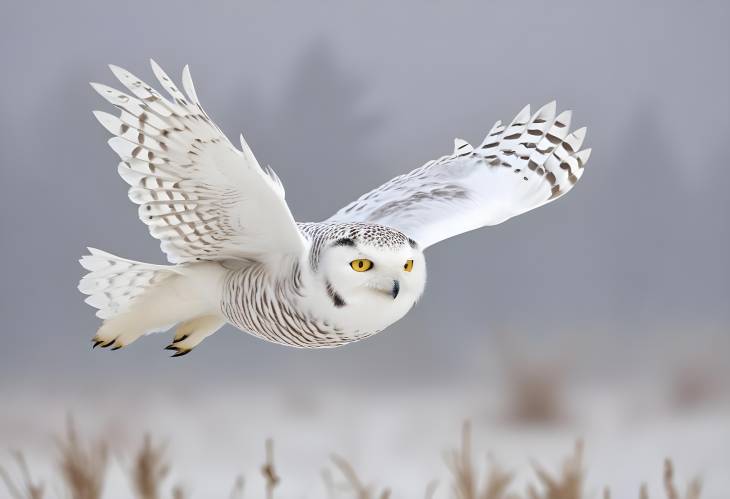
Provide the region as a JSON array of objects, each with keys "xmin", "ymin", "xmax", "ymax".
[{"xmin": 79, "ymin": 61, "xmax": 591, "ymax": 356}]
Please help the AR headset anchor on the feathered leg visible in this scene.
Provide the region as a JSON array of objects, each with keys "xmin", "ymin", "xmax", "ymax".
[
  {"xmin": 165, "ymin": 315, "xmax": 226, "ymax": 357},
  {"xmin": 80, "ymin": 249, "xmax": 225, "ymax": 351}
]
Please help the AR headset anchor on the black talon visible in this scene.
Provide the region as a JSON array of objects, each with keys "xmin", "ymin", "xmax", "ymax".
[
  {"xmin": 164, "ymin": 344, "xmax": 178, "ymax": 351},
  {"xmin": 171, "ymin": 349, "xmax": 192, "ymax": 358},
  {"xmin": 111, "ymin": 344, "xmax": 122, "ymax": 351},
  {"xmin": 92, "ymin": 340, "xmax": 103, "ymax": 349},
  {"xmin": 101, "ymin": 340, "xmax": 116, "ymax": 348},
  {"xmin": 172, "ymin": 334, "xmax": 189, "ymax": 344}
]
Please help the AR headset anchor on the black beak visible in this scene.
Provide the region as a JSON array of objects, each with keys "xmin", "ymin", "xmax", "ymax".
[{"xmin": 392, "ymin": 280, "xmax": 400, "ymax": 299}]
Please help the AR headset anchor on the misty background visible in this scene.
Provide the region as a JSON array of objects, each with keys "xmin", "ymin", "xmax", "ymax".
[{"xmin": 1, "ymin": 1, "xmax": 729, "ymax": 498}]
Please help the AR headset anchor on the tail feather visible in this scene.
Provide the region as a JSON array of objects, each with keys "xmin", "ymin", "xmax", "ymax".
[
  {"xmin": 79, "ymin": 249, "xmax": 225, "ymax": 351},
  {"xmin": 78, "ymin": 248, "xmax": 177, "ymax": 320}
]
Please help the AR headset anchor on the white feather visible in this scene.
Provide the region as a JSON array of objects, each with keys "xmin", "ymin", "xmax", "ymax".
[
  {"xmin": 91, "ymin": 62, "xmax": 305, "ymax": 264},
  {"xmin": 327, "ymin": 102, "xmax": 592, "ymax": 248}
]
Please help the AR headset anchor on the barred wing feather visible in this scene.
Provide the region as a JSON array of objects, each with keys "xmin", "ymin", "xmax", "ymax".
[
  {"xmin": 91, "ymin": 61, "xmax": 304, "ymax": 264},
  {"xmin": 327, "ymin": 102, "xmax": 591, "ymax": 248}
]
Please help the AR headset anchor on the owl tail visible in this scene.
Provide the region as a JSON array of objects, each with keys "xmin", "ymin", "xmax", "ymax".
[
  {"xmin": 79, "ymin": 248, "xmax": 178, "ymax": 321},
  {"xmin": 78, "ymin": 248, "xmax": 224, "ymax": 354}
]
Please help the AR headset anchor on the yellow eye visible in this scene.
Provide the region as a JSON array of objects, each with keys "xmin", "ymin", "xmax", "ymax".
[
  {"xmin": 403, "ymin": 259, "xmax": 414, "ymax": 272},
  {"xmin": 350, "ymin": 259, "xmax": 373, "ymax": 272}
]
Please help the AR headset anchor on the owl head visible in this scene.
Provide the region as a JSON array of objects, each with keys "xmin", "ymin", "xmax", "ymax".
[{"xmin": 315, "ymin": 224, "xmax": 426, "ymax": 314}]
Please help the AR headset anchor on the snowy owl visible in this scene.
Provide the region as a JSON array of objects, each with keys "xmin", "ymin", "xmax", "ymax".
[{"xmin": 79, "ymin": 61, "xmax": 592, "ymax": 356}]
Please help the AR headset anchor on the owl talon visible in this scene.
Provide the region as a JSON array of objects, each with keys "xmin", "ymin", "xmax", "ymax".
[
  {"xmin": 101, "ymin": 339, "xmax": 117, "ymax": 348},
  {"xmin": 165, "ymin": 344, "xmax": 193, "ymax": 356},
  {"xmin": 92, "ymin": 339, "xmax": 104, "ymax": 349},
  {"xmin": 111, "ymin": 344, "xmax": 123, "ymax": 351},
  {"xmin": 172, "ymin": 334, "xmax": 189, "ymax": 344}
]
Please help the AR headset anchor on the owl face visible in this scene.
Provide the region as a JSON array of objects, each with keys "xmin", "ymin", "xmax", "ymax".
[{"xmin": 318, "ymin": 230, "xmax": 426, "ymax": 312}]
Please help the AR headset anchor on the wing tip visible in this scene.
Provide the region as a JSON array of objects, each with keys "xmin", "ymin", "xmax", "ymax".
[
  {"xmin": 543, "ymin": 100, "xmax": 557, "ymax": 115},
  {"xmin": 89, "ymin": 82, "xmax": 113, "ymax": 98},
  {"xmin": 516, "ymin": 103, "xmax": 531, "ymax": 120},
  {"xmin": 453, "ymin": 138, "xmax": 473, "ymax": 155},
  {"xmin": 149, "ymin": 59, "xmax": 166, "ymax": 81},
  {"xmin": 107, "ymin": 64, "xmax": 132, "ymax": 83},
  {"xmin": 576, "ymin": 148, "xmax": 592, "ymax": 166},
  {"xmin": 556, "ymin": 109, "xmax": 573, "ymax": 125},
  {"xmin": 91, "ymin": 109, "xmax": 111, "ymax": 127},
  {"xmin": 239, "ymin": 133, "xmax": 250, "ymax": 152},
  {"xmin": 181, "ymin": 64, "xmax": 199, "ymax": 104}
]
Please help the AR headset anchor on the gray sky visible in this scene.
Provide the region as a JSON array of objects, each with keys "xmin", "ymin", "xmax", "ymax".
[{"xmin": 1, "ymin": 0, "xmax": 728, "ymax": 386}]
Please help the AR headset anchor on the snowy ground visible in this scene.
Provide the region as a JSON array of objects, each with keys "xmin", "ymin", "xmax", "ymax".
[{"xmin": 2, "ymin": 379, "xmax": 728, "ymax": 499}]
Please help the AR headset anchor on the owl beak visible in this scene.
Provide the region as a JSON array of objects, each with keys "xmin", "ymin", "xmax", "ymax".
[
  {"xmin": 369, "ymin": 278, "xmax": 400, "ymax": 299},
  {"xmin": 368, "ymin": 277, "xmax": 400, "ymax": 300}
]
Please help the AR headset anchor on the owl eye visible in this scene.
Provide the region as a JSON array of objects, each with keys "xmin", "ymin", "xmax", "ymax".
[
  {"xmin": 350, "ymin": 259, "xmax": 374, "ymax": 272},
  {"xmin": 403, "ymin": 259, "xmax": 414, "ymax": 272}
]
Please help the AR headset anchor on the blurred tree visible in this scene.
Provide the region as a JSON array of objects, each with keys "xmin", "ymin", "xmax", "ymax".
[
  {"xmin": 257, "ymin": 38, "xmax": 388, "ymax": 222},
  {"xmin": 578, "ymin": 102, "xmax": 704, "ymax": 324}
]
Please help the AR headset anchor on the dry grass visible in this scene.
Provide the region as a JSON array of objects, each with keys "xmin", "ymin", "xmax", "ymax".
[
  {"xmin": 129, "ymin": 435, "xmax": 169, "ymax": 499},
  {"xmin": 325, "ymin": 453, "xmax": 391, "ymax": 499},
  {"xmin": 526, "ymin": 439, "xmax": 584, "ymax": 499},
  {"xmin": 444, "ymin": 422, "xmax": 514, "ymax": 499},
  {"xmin": 55, "ymin": 418, "xmax": 108, "ymax": 499},
  {"xmin": 0, "ymin": 420, "xmax": 704, "ymax": 499},
  {"xmin": 0, "ymin": 451, "xmax": 45, "ymax": 499},
  {"xmin": 505, "ymin": 364, "xmax": 564, "ymax": 425},
  {"xmin": 261, "ymin": 438, "xmax": 280, "ymax": 499},
  {"xmin": 661, "ymin": 459, "xmax": 702, "ymax": 499}
]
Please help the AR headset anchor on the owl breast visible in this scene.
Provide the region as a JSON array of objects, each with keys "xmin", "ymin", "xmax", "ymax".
[{"xmin": 219, "ymin": 262, "xmax": 375, "ymax": 348}]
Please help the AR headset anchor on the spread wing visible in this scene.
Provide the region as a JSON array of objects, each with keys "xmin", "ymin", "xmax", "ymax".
[
  {"xmin": 91, "ymin": 61, "xmax": 305, "ymax": 264},
  {"xmin": 327, "ymin": 102, "xmax": 591, "ymax": 248}
]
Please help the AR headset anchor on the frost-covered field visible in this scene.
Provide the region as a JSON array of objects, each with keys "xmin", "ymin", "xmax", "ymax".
[{"xmin": 2, "ymin": 379, "xmax": 728, "ymax": 498}]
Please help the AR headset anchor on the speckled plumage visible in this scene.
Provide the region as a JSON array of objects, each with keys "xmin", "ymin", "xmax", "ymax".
[
  {"xmin": 79, "ymin": 61, "xmax": 592, "ymax": 355},
  {"xmin": 298, "ymin": 222, "xmax": 414, "ymax": 271},
  {"xmin": 218, "ymin": 222, "xmax": 413, "ymax": 347}
]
